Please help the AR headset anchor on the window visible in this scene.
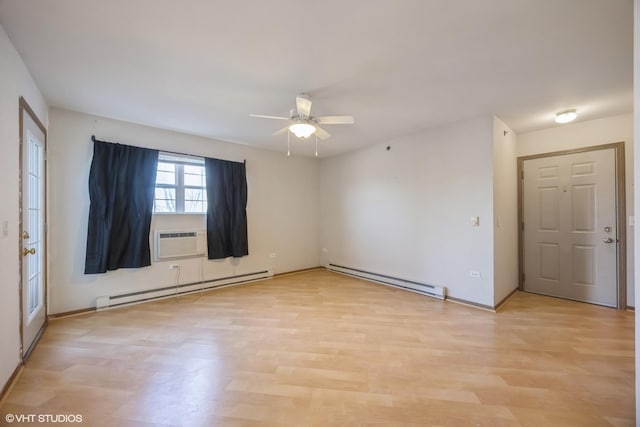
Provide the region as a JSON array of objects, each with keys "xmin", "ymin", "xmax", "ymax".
[{"xmin": 154, "ymin": 152, "xmax": 207, "ymax": 213}]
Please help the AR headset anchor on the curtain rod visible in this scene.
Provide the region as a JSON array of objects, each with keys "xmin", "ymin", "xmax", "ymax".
[{"xmin": 91, "ymin": 135, "xmax": 246, "ymax": 164}]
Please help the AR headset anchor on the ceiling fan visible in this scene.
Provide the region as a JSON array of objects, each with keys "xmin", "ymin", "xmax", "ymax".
[{"xmin": 250, "ymin": 94, "xmax": 354, "ymax": 153}]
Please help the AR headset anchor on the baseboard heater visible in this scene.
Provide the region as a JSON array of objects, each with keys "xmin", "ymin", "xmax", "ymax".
[
  {"xmin": 327, "ymin": 264, "xmax": 446, "ymax": 300},
  {"xmin": 96, "ymin": 270, "xmax": 273, "ymax": 310}
]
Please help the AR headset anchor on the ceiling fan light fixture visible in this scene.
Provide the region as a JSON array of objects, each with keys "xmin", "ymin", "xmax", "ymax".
[
  {"xmin": 554, "ymin": 109, "xmax": 577, "ymax": 124},
  {"xmin": 289, "ymin": 122, "xmax": 316, "ymax": 139}
]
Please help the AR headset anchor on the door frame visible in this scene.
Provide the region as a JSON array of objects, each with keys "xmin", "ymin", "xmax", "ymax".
[
  {"xmin": 517, "ymin": 142, "xmax": 626, "ymax": 309},
  {"xmin": 18, "ymin": 96, "xmax": 48, "ymax": 360}
]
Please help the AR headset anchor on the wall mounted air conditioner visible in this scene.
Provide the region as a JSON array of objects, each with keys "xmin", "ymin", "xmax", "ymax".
[{"xmin": 154, "ymin": 230, "xmax": 206, "ymax": 261}]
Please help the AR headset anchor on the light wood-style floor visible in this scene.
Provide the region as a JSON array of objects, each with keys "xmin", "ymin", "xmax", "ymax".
[{"xmin": 0, "ymin": 270, "xmax": 634, "ymax": 426}]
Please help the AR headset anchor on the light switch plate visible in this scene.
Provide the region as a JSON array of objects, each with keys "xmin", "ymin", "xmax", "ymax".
[{"xmin": 471, "ymin": 216, "xmax": 479, "ymax": 227}]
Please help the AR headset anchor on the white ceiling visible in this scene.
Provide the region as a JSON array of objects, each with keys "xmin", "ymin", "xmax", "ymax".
[{"xmin": 0, "ymin": 0, "xmax": 633, "ymax": 157}]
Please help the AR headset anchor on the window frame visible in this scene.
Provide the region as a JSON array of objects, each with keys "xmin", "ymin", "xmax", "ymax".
[{"xmin": 154, "ymin": 153, "xmax": 207, "ymax": 214}]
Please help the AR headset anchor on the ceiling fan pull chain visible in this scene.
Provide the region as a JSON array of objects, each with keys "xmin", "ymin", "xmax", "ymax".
[
  {"xmin": 287, "ymin": 130, "xmax": 291, "ymax": 157},
  {"xmin": 315, "ymin": 134, "xmax": 318, "ymax": 157}
]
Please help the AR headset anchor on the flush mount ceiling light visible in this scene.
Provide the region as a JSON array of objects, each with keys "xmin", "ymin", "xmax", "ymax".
[
  {"xmin": 288, "ymin": 122, "xmax": 316, "ymax": 139},
  {"xmin": 554, "ymin": 109, "xmax": 578, "ymax": 124}
]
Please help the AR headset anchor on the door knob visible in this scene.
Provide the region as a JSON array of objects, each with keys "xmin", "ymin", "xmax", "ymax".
[
  {"xmin": 603, "ymin": 237, "xmax": 615, "ymax": 244},
  {"xmin": 22, "ymin": 247, "xmax": 36, "ymax": 256}
]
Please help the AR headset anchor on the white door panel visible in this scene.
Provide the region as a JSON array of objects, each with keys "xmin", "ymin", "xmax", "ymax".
[
  {"xmin": 21, "ymin": 105, "xmax": 46, "ymax": 357},
  {"xmin": 523, "ymin": 148, "xmax": 617, "ymax": 307}
]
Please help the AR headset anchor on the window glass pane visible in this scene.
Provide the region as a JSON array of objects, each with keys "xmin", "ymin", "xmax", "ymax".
[
  {"xmin": 184, "ymin": 165, "xmax": 205, "ymax": 186},
  {"xmin": 157, "ymin": 162, "xmax": 175, "ymax": 173},
  {"xmin": 184, "ymin": 188, "xmax": 206, "ymax": 202},
  {"xmin": 184, "ymin": 174, "xmax": 205, "ymax": 187},
  {"xmin": 184, "ymin": 188, "xmax": 207, "ymax": 213},
  {"xmin": 185, "ymin": 199, "xmax": 206, "ymax": 213},
  {"xmin": 154, "ymin": 187, "xmax": 176, "ymax": 213},
  {"xmin": 156, "ymin": 171, "xmax": 175, "ymax": 185},
  {"xmin": 153, "ymin": 155, "xmax": 206, "ymax": 214},
  {"xmin": 154, "ymin": 199, "xmax": 176, "ymax": 213},
  {"xmin": 155, "ymin": 187, "xmax": 176, "ymax": 199},
  {"xmin": 184, "ymin": 164, "xmax": 204, "ymax": 175}
]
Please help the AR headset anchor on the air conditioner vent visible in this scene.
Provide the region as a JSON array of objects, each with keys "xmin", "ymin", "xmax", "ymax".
[
  {"xmin": 154, "ymin": 229, "xmax": 206, "ymax": 261},
  {"xmin": 159, "ymin": 231, "xmax": 197, "ymax": 238}
]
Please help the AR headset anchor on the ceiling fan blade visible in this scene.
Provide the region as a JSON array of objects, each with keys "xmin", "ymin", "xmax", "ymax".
[
  {"xmin": 272, "ymin": 126, "xmax": 290, "ymax": 136},
  {"xmin": 249, "ymin": 114, "xmax": 289, "ymax": 120},
  {"xmin": 314, "ymin": 125, "xmax": 331, "ymax": 140},
  {"xmin": 296, "ymin": 95, "xmax": 312, "ymax": 118},
  {"xmin": 315, "ymin": 115, "xmax": 355, "ymax": 125}
]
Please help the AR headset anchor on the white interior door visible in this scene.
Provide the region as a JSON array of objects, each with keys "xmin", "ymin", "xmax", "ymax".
[
  {"xmin": 21, "ymin": 106, "xmax": 46, "ymax": 357},
  {"xmin": 522, "ymin": 148, "xmax": 618, "ymax": 307}
]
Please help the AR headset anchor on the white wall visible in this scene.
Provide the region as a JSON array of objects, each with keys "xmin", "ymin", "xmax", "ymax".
[
  {"xmin": 320, "ymin": 117, "xmax": 496, "ymax": 307},
  {"xmin": 47, "ymin": 108, "xmax": 320, "ymax": 314},
  {"xmin": 518, "ymin": 114, "xmax": 635, "ymax": 306},
  {"xmin": 0, "ymin": 25, "xmax": 48, "ymax": 393},
  {"xmin": 492, "ymin": 117, "xmax": 518, "ymax": 305}
]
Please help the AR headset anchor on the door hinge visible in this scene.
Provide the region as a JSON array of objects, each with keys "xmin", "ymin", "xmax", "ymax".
[
  {"xmin": 521, "ymin": 273, "xmax": 525, "ymax": 282},
  {"xmin": 521, "ymin": 222, "xmax": 524, "ymax": 231},
  {"xmin": 521, "ymin": 170, "xmax": 524, "ymax": 179}
]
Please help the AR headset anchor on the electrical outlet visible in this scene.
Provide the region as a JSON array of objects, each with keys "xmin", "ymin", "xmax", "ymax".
[{"xmin": 469, "ymin": 271, "xmax": 481, "ymax": 278}]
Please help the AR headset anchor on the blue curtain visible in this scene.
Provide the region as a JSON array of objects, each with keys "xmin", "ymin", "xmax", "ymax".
[
  {"xmin": 85, "ymin": 137, "xmax": 158, "ymax": 274},
  {"xmin": 204, "ymin": 157, "xmax": 248, "ymax": 259}
]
